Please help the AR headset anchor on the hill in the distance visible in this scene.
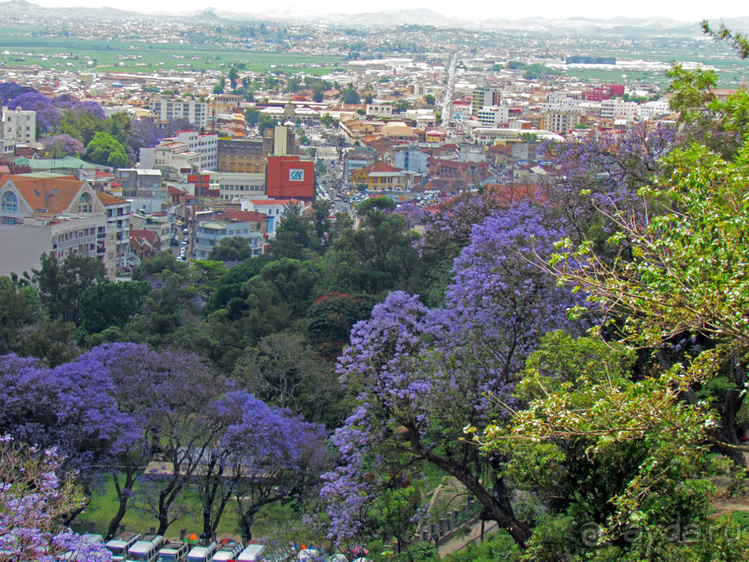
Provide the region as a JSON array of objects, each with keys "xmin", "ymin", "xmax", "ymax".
[{"xmin": 3, "ymin": 0, "xmax": 746, "ymax": 35}]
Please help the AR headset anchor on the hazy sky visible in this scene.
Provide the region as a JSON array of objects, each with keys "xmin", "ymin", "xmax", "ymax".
[{"xmin": 27, "ymin": 0, "xmax": 748, "ymax": 23}]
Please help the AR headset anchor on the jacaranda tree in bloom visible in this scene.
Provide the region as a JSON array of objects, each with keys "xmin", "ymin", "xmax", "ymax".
[
  {"xmin": 207, "ymin": 391, "xmax": 329, "ymax": 541},
  {"xmin": 323, "ymin": 200, "xmax": 587, "ymax": 548},
  {"xmin": 0, "ymin": 436, "xmax": 111, "ymax": 562}
]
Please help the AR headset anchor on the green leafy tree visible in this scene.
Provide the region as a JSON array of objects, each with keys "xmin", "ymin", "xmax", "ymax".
[
  {"xmin": 131, "ymin": 251, "xmax": 189, "ymax": 282},
  {"xmin": 58, "ymin": 110, "xmax": 105, "ymax": 146},
  {"xmin": 320, "ymin": 113, "xmax": 337, "ymax": 128},
  {"xmin": 208, "ymin": 236, "xmax": 255, "ymax": 262},
  {"xmin": 269, "ymin": 203, "xmax": 313, "ymax": 260},
  {"xmin": 423, "ymin": 94, "xmax": 435, "ymax": 106},
  {"xmin": 327, "ymin": 198, "xmax": 421, "ymax": 296},
  {"xmin": 78, "ymin": 280, "xmax": 151, "ymax": 335},
  {"xmin": 258, "ymin": 119, "xmax": 277, "ymax": 136},
  {"xmin": 86, "ymin": 132, "xmax": 129, "ymax": 167},
  {"xmin": 0, "ymin": 275, "xmax": 41, "ymax": 354},
  {"xmin": 245, "ymin": 107, "xmax": 260, "ymax": 125},
  {"xmin": 341, "ymin": 88, "xmax": 360, "ymax": 105},
  {"xmin": 33, "ymin": 253, "xmax": 107, "ymax": 325},
  {"xmin": 228, "ymin": 67, "xmax": 239, "ymax": 90},
  {"xmin": 233, "ymin": 332, "xmax": 342, "ymax": 424},
  {"xmin": 305, "ymin": 291, "xmax": 375, "ymax": 360}
]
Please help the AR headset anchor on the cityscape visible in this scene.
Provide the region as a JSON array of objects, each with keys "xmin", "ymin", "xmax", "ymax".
[{"xmin": 1, "ymin": 2, "xmax": 749, "ymax": 562}]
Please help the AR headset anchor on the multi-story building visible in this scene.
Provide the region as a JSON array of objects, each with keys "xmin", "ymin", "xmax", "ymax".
[
  {"xmin": 585, "ymin": 84, "xmax": 625, "ymax": 102},
  {"xmin": 351, "ymin": 162, "xmax": 408, "ymax": 192},
  {"xmin": 344, "ymin": 149, "xmax": 377, "ymax": 183},
  {"xmin": 212, "ymin": 94, "xmax": 244, "ymax": 118},
  {"xmin": 97, "ymin": 192, "xmax": 131, "ymax": 273},
  {"xmin": 427, "ymin": 158, "xmax": 490, "ymax": 186},
  {"xmin": 366, "ymin": 102, "xmax": 393, "ymax": 119},
  {"xmin": 0, "ymin": 174, "xmax": 116, "ymax": 278},
  {"xmin": 170, "ymin": 131, "xmax": 218, "ymax": 171},
  {"xmin": 151, "ymin": 142, "xmax": 201, "ymax": 172},
  {"xmin": 471, "ymin": 87, "xmax": 501, "ymax": 116},
  {"xmin": 638, "ymin": 100, "xmax": 671, "ymax": 121},
  {"xmin": 217, "ymin": 127, "xmax": 301, "ymax": 174},
  {"xmin": 115, "ymin": 168, "xmax": 163, "ymax": 198},
  {"xmin": 2, "ymin": 106, "xmax": 36, "ymax": 145},
  {"xmin": 543, "ymin": 111, "xmax": 582, "ymax": 134},
  {"xmin": 266, "ymin": 155, "xmax": 315, "ymax": 201},
  {"xmin": 217, "ymin": 173, "xmax": 266, "ymax": 201},
  {"xmin": 149, "ymin": 98, "xmax": 208, "ymax": 129},
  {"xmin": 339, "ymin": 116, "xmax": 377, "ymax": 146},
  {"xmin": 194, "ymin": 210, "xmax": 269, "ymax": 260},
  {"xmin": 601, "ymin": 99, "xmax": 638, "ymax": 122},
  {"xmin": 217, "ymin": 138, "xmax": 265, "ymax": 173},
  {"xmin": 241, "ymin": 199, "xmax": 303, "ymax": 234},
  {"xmin": 393, "ymin": 147, "xmax": 429, "ymax": 174},
  {"xmin": 476, "ymin": 106, "xmax": 510, "ymax": 128}
]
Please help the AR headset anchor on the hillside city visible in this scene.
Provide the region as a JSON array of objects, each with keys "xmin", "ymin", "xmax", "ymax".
[{"xmin": 2, "ymin": 4, "xmax": 749, "ymax": 562}]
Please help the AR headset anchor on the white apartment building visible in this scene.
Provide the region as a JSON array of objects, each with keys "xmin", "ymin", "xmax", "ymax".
[
  {"xmin": 218, "ymin": 173, "xmax": 266, "ymax": 200},
  {"xmin": 601, "ymin": 99, "xmax": 639, "ymax": 121},
  {"xmin": 547, "ymin": 91, "xmax": 583, "ymax": 107},
  {"xmin": 151, "ymin": 142, "xmax": 201, "ymax": 171},
  {"xmin": 638, "ymin": 100, "xmax": 671, "ymax": 120},
  {"xmin": 171, "ymin": 131, "xmax": 218, "ymax": 171},
  {"xmin": 366, "ymin": 102, "xmax": 393, "ymax": 118},
  {"xmin": 2, "ymin": 106, "xmax": 36, "ymax": 145},
  {"xmin": 149, "ymin": 99, "xmax": 208, "ymax": 129},
  {"xmin": 476, "ymin": 106, "xmax": 510, "ymax": 128}
]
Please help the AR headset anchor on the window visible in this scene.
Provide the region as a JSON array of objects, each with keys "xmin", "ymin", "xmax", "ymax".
[
  {"xmin": 2, "ymin": 192, "xmax": 18, "ymax": 213},
  {"xmin": 78, "ymin": 193, "xmax": 92, "ymax": 213}
]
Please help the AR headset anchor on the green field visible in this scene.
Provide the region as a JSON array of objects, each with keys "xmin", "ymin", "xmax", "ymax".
[
  {"xmin": 72, "ymin": 476, "xmax": 300, "ymax": 541},
  {"xmin": 0, "ymin": 30, "xmax": 347, "ymax": 74}
]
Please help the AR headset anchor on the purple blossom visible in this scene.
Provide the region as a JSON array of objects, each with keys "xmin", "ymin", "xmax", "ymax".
[
  {"xmin": 43, "ymin": 134, "xmax": 87, "ymax": 158},
  {"xmin": 7, "ymin": 91, "xmax": 60, "ymax": 132}
]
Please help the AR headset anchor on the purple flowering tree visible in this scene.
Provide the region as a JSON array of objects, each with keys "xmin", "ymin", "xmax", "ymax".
[
  {"xmin": 323, "ymin": 201, "xmax": 587, "ymax": 548},
  {"xmin": 70, "ymin": 100, "xmax": 107, "ymax": 121},
  {"xmin": 127, "ymin": 350, "xmax": 227, "ymax": 536},
  {"xmin": 129, "ymin": 117, "xmax": 162, "ymax": 152},
  {"xmin": 42, "ymin": 134, "xmax": 87, "ymax": 159},
  {"xmin": 197, "ymin": 391, "xmax": 329, "ymax": 541},
  {"xmin": 539, "ymin": 124, "xmax": 679, "ymax": 244},
  {"xmin": 0, "ymin": 436, "xmax": 110, "ymax": 562},
  {"xmin": 7, "ymin": 91, "xmax": 60, "ymax": 132},
  {"xmin": 0, "ymin": 347, "xmax": 144, "ymax": 529},
  {"xmin": 0, "ymin": 82, "xmax": 34, "ymax": 105},
  {"xmin": 77, "ymin": 343, "xmax": 165, "ymax": 539}
]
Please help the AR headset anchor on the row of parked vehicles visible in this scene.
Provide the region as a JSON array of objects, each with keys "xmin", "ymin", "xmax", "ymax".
[{"xmin": 60, "ymin": 533, "xmax": 265, "ymax": 562}]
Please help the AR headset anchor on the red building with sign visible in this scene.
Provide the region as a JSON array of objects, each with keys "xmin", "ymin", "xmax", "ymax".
[{"xmin": 266, "ymin": 156, "xmax": 315, "ymax": 201}]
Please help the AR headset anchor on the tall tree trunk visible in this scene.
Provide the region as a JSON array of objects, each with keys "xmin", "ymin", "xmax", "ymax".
[{"xmin": 107, "ymin": 464, "xmax": 137, "ymax": 540}]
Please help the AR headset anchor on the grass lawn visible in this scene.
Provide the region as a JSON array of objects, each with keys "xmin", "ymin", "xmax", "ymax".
[{"xmin": 73, "ymin": 475, "xmax": 302, "ymax": 541}]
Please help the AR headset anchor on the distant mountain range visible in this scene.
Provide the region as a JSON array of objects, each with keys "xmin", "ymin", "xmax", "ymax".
[{"xmin": 2, "ymin": 0, "xmax": 748, "ymax": 35}]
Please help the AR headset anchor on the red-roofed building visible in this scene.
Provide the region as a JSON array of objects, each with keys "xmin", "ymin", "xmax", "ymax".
[
  {"xmin": 130, "ymin": 229, "xmax": 161, "ymax": 260},
  {"xmin": 241, "ymin": 198, "xmax": 305, "ymax": 232},
  {"xmin": 351, "ymin": 161, "xmax": 408, "ymax": 191},
  {"xmin": 0, "ymin": 175, "xmax": 119, "ymax": 278},
  {"xmin": 427, "ymin": 158, "xmax": 490, "ymax": 185}
]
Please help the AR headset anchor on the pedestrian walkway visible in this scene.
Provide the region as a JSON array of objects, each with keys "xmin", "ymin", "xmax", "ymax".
[{"xmin": 438, "ymin": 520, "xmax": 499, "ymax": 557}]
